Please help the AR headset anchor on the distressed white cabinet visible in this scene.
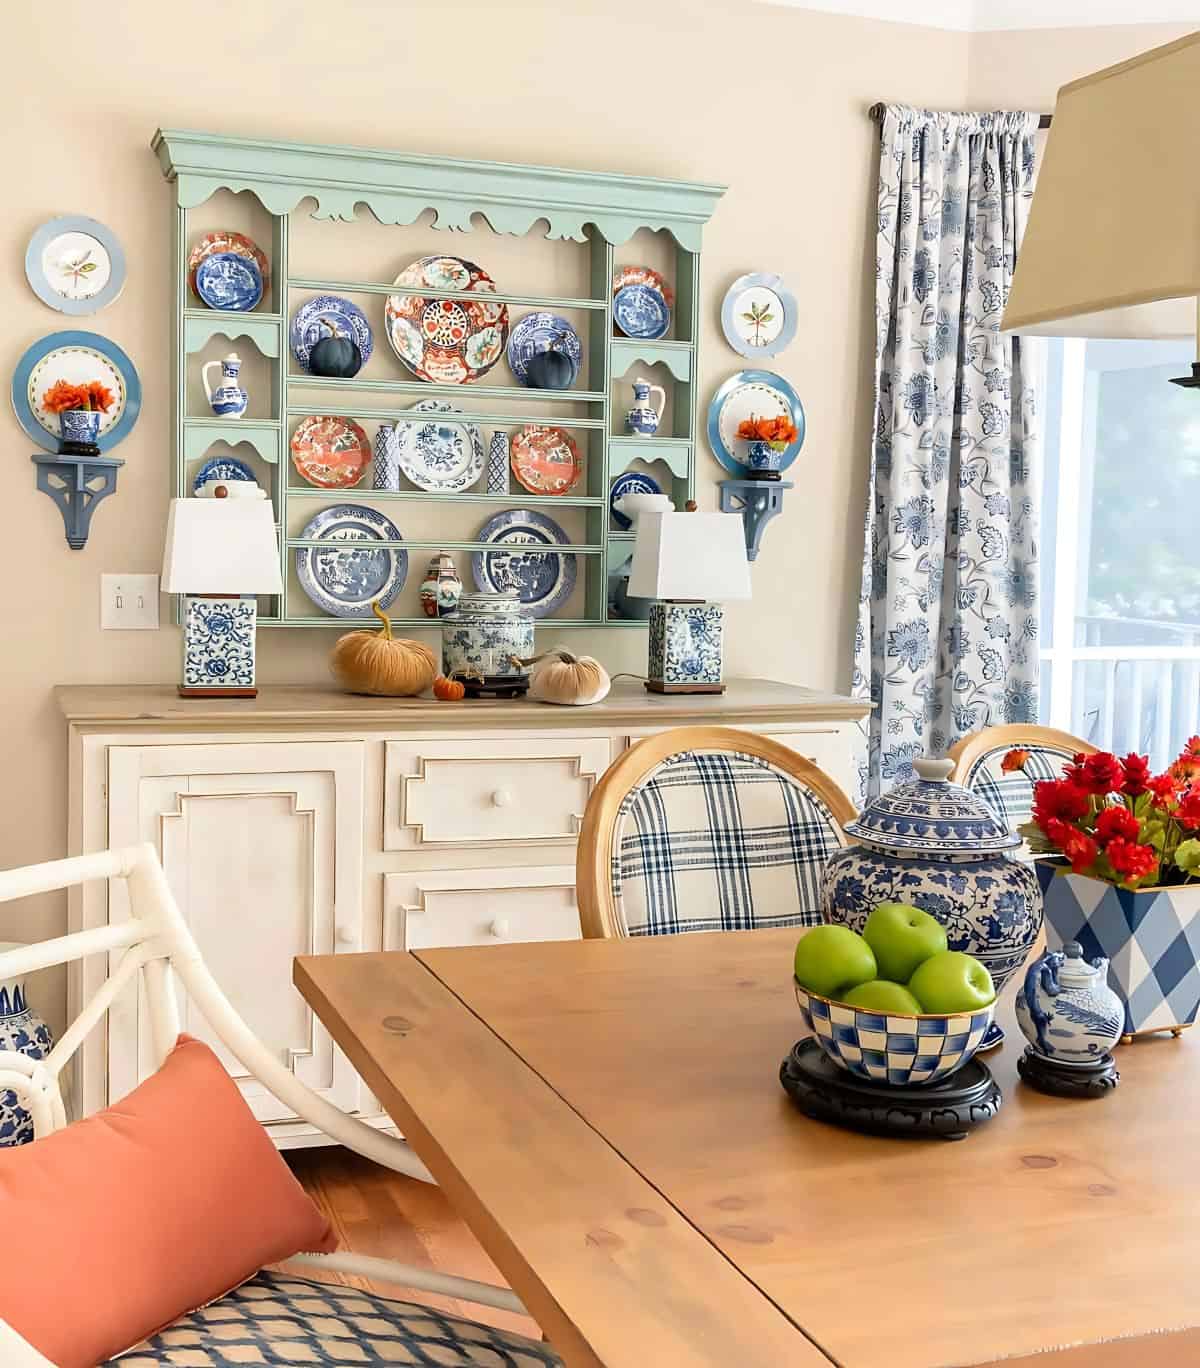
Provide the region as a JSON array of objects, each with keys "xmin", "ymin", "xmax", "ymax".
[{"xmin": 60, "ymin": 678, "xmax": 867, "ymax": 1147}]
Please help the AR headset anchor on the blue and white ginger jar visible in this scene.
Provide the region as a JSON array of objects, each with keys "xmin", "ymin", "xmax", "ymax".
[
  {"xmin": 441, "ymin": 591, "xmax": 533, "ymax": 684},
  {"xmin": 1015, "ymin": 941, "xmax": 1124, "ymax": 1066},
  {"xmin": 0, "ymin": 944, "xmax": 53, "ymax": 1145},
  {"xmin": 821, "ymin": 757, "xmax": 1043, "ymax": 1045}
]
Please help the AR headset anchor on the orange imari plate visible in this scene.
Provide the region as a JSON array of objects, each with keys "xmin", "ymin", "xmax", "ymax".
[
  {"xmin": 385, "ymin": 255, "xmax": 509, "ymax": 385},
  {"xmin": 510, "ymin": 425, "xmax": 583, "ymax": 496},
  {"xmin": 290, "ymin": 415, "xmax": 371, "ymax": 489},
  {"xmin": 188, "ymin": 232, "xmax": 270, "ymax": 299}
]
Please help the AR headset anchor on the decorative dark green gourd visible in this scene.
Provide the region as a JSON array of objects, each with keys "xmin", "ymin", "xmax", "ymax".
[
  {"xmin": 525, "ymin": 334, "xmax": 576, "ymax": 390},
  {"xmin": 309, "ymin": 318, "xmax": 363, "ymax": 378}
]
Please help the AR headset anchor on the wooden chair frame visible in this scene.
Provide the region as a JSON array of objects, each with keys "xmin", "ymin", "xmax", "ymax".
[
  {"xmin": 576, "ymin": 726, "xmax": 857, "ymax": 939},
  {"xmin": 947, "ymin": 723, "xmax": 1097, "ymax": 783},
  {"xmin": 0, "ymin": 843, "xmax": 525, "ymax": 1365}
]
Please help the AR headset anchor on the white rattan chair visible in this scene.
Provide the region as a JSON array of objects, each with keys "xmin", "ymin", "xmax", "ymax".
[{"xmin": 0, "ymin": 843, "xmax": 559, "ymax": 1367}]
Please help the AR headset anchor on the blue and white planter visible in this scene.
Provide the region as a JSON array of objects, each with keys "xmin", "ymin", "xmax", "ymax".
[
  {"xmin": 59, "ymin": 408, "xmax": 101, "ymax": 450},
  {"xmin": 821, "ymin": 757, "xmax": 1043, "ymax": 1047},
  {"xmin": 0, "ymin": 946, "xmax": 53, "ymax": 1146}
]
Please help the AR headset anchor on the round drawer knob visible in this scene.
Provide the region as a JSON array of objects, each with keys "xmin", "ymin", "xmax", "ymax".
[
  {"xmin": 490, "ymin": 919, "xmax": 510, "ymax": 940},
  {"xmin": 491, "ymin": 789, "xmax": 513, "ymax": 808},
  {"xmin": 335, "ymin": 926, "xmax": 355, "ymax": 946}
]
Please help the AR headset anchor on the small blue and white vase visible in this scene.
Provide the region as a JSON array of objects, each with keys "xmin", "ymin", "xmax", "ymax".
[
  {"xmin": 201, "ymin": 352, "xmax": 249, "ymax": 420},
  {"xmin": 746, "ymin": 439, "xmax": 783, "ymax": 479},
  {"xmin": 1016, "ymin": 941, "xmax": 1125, "ymax": 1066},
  {"xmin": 487, "ymin": 432, "xmax": 510, "ymax": 495},
  {"xmin": 373, "ymin": 423, "xmax": 399, "ymax": 491},
  {"xmin": 821, "ymin": 756, "xmax": 1043, "ymax": 1048},
  {"xmin": 58, "ymin": 408, "xmax": 101, "ymax": 452},
  {"xmin": 0, "ymin": 945, "xmax": 53, "ymax": 1146}
]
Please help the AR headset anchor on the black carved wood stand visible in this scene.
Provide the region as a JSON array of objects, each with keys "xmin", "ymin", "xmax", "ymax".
[{"xmin": 1016, "ymin": 1046, "xmax": 1119, "ymax": 1098}]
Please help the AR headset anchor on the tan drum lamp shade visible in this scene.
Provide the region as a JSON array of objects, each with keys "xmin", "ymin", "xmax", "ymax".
[{"xmin": 1003, "ymin": 31, "xmax": 1200, "ymax": 352}]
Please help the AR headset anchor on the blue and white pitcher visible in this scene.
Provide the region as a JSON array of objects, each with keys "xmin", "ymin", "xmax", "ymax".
[
  {"xmin": 625, "ymin": 377, "xmax": 665, "ymax": 437},
  {"xmin": 202, "ymin": 351, "xmax": 249, "ymax": 420}
]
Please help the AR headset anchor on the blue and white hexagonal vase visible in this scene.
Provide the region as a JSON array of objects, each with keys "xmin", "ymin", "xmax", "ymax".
[
  {"xmin": 0, "ymin": 946, "xmax": 53, "ymax": 1146},
  {"xmin": 648, "ymin": 601, "xmax": 725, "ymax": 690},
  {"xmin": 182, "ymin": 595, "xmax": 258, "ymax": 695},
  {"xmin": 1036, "ymin": 861, "xmax": 1200, "ymax": 1040}
]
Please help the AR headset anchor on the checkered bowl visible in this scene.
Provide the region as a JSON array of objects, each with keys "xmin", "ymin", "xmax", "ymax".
[{"xmin": 795, "ymin": 980, "xmax": 995, "ymax": 1086}]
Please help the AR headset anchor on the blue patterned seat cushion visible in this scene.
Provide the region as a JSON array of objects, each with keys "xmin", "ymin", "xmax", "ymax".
[
  {"xmin": 611, "ymin": 750, "xmax": 845, "ymax": 935},
  {"xmin": 115, "ymin": 1270, "xmax": 562, "ymax": 1366},
  {"xmin": 960, "ymin": 742, "xmax": 1076, "ymax": 834}
]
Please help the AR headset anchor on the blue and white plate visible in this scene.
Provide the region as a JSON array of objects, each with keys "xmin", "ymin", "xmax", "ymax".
[
  {"xmin": 506, "ymin": 313, "xmax": 582, "ymax": 386},
  {"xmin": 609, "ymin": 470, "xmax": 663, "ymax": 531},
  {"xmin": 290, "ymin": 295, "xmax": 374, "ymax": 372},
  {"xmin": 195, "ymin": 252, "xmax": 263, "ymax": 312},
  {"xmin": 707, "ymin": 369, "xmax": 806, "ymax": 478},
  {"xmin": 394, "ymin": 399, "xmax": 485, "ymax": 493},
  {"xmin": 613, "ymin": 284, "xmax": 670, "ymax": 340},
  {"xmin": 193, "ymin": 455, "xmax": 257, "ymax": 493},
  {"xmin": 472, "ymin": 509, "xmax": 576, "ymax": 619},
  {"xmin": 294, "ymin": 505, "xmax": 408, "ymax": 617},
  {"xmin": 12, "ymin": 330, "xmax": 141, "ymax": 454}
]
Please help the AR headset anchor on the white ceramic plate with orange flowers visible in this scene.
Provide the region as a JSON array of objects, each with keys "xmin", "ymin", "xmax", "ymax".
[
  {"xmin": 187, "ymin": 231, "xmax": 270, "ymax": 300},
  {"xmin": 385, "ymin": 255, "xmax": 509, "ymax": 385},
  {"xmin": 12, "ymin": 330, "xmax": 140, "ymax": 454},
  {"xmin": 706, "ymin": 369, "xmax": 805, "ymax": 478},
  {"xmin": 510, "ymin": 425, "xmax": 583, "ymax": 495},
  {"xmin": 290, "ymin": 415, "xmax": 371, "ymax": 488}
]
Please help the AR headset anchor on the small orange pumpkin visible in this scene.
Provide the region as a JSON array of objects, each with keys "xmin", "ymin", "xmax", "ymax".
[{"xmin": 433, "ymin": 674, "xmax": 467, "ymax": 702}]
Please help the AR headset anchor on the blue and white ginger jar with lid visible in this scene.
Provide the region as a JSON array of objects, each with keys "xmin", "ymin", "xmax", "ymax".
[
  {"xmin": 821, "ymin": 757, "xmax": 1043, "ymax": 1046},
  {"xmin": 1016, "ymin": 942, "xmax": 1124, "ymax": 1065},
  {"xmin": 0, "ymin": 943, "xmax": 53, "ymax": 1145}
]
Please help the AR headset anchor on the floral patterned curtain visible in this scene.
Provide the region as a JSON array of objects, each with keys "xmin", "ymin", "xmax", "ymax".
[{"xmin": 853, "ymin": 105, "xmax": 1041, "ymax": 799}]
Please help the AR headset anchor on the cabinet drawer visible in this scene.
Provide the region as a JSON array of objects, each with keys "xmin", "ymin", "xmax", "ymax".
[
  {"xmin": 384, "ymin": 736, "xmax": 612, "ymax": 850},
  {"xmin": 384, "ymin": 867, "xmax": 581, "ymax": 950}
]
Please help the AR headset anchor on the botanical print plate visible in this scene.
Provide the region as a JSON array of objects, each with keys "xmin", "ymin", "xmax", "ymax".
[
  {"xmin": 472, "ymin": 509, "xmax": 577, "ymax": 619},
  {"xmin": 506, "ymin": 313, "xmax": 582, "ymax": 386},
  {"xmin": 12, "ymin": 330, "xmax": 141, "ymax": 454},
  {"xmin": 385, "ymin": 255, "xmax": 509, "ymax": 384},
  {"xmin": 294, "ymin": 505, "xmax": 408, "ymax": 617},
  {"xmin": 290, "ymin": 295, "xmax": 374, "ymax": 372},
  {"xmin": 613, "ymin": 284, "xmax": 670, "ymax": 340},
  {"xmin": 187, "ymin": 231, "xmax": 271, "ymax": 298},
  {"xmin": 193, "ymin": 455, "xmax": 257, "ymax": 493},
  {"xmin": 290, "ymin": 415, "xmax": 371, "ymax": 489},
  {"xmin": 393, "ymin": 399, "xmax": 485, "ymax": 493},
  {"xmin": 611, "ymin": 265, "xmax": 675, "ymax": 310},
  {"xmin": 510, "ymin": 425, "xmax": 583, "ymax": 496},
  {"xmin": 25, "ymin": 216, "xmax": 126, "ymax": 315},
  {"xmin": 195, "ymin": 252, "xmax": 263, "ymax": 312},
  {"xmin": 706, "ymin": 369, "xmax": 806, "ymax": 478},
  {"xmin": 609, "ymin": 469, "xmax": 663, "ymax": 530},
  {"xmin": 720, "ymin": 273, "xmax": 798, "ymax": 360}
]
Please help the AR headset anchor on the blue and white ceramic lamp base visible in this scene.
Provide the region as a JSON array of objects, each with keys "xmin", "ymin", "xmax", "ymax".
[
  {"xmin": 180, "ymin": 595, "xmax": 259, "ymax": 697},
  {"xmin": 645, "ymin": 601, "xmax": 726, "ymax": 694}
]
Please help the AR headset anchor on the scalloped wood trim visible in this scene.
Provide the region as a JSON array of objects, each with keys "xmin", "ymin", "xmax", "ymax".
[
  {"xmin": 183, "ymin": 422, "xmax": 281, "ymax": 465},
  {"xmin": 184, "ymin": 315, "xmax": 282, "ymax": 358}
]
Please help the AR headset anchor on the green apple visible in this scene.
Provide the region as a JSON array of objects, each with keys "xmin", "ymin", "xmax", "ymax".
[
  {"xmin": 841, "ymin": 979, "xmax": 924, "ymax": 1015},
  {"xmin": 908, "ymin": 951, "xmax": 995, "ymax": 1014},
  {"xmin": 793, "ymin": 925, "xmax": 877, "ymax": 999},
  {"xmin": 863, "ymin": 902, "xmax": 948, "ymax": 983}
]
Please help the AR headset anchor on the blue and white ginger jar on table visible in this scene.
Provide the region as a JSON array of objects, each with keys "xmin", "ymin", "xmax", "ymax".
[
  {"xmin": 0, "ymin": 944, "xmax": 53, "ymax": 1145},
  {"xmin": 1016, "ymin": 942, "xmax": 1124, "ymax": 1066},
  {"xmin": 821, "ymin": 757, "xmax": 1043, "ymax": 1047}
]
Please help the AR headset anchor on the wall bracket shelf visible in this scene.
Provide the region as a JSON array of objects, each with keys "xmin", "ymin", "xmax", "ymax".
[
  {"xmin": 719, "ymin": 479, "xmax": 792, "ymax": 562},
  {"xmin": 32, "ymin": 453, "xmax": 125, "ymax": 550}
]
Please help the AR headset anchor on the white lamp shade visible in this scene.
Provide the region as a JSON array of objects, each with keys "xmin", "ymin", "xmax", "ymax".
[
  {"xmin": 161, "ymin": 497, "xmax": 284, "ymax": 595},
  {"xmin": 1003, "ymin": 32, "xmax": 1200, "ymax": 339},
  {"xmin": 627, "ymin": 511, "xmax": 751, "ymax": 602}
]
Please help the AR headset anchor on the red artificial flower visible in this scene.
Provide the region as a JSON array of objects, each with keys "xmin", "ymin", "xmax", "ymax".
[
  {"xmin": 1001, "ymin": 748, "xmax": 1030, "ymax": 774},
  {"xmin": 1095, "ymin": 805, "xmax": 1140, "ymax": 845},
  {"xmin": 1032, "ymin": 778, "xmax": 1090, "ymax": 830},
  {"xmin": 1175, "ymin": 791, "xmax": 1200, "ymax": 831},
  {"xmin": 1120, "ymin": 752, "xmax": 1152, "ymax": 797},
  {"xmin": 1060, "ymin": 826, "xmax": 1100, "ymax": 875},
  {"xmin": 1062, "ymin": 752, "xmax": 1090, "ymax": 784},
  {"xmin": 1042, "ymin": 817, "xmax": 1072, "ymax": 848},
  {"xmin": 1105, "ymin": 837, "xmax": 1159, "ymax": 886},
  {"xmin": 1077, "ymin": 751, "xmax": 1124, "ymax": 796},
  {"xmin": 1147, "ymin": 773, "xmax": 1179, "ymax": 807}
]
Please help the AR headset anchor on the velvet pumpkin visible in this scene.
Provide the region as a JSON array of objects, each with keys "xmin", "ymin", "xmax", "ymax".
[
  {"xmin": 329, "ymin": 601, "xmax": 437, "ymax": 696},
  {"xmin": 309, "ymin": 320, "xmax": 363, "ymax": 378},
  {"xmin": 526, "ymin": 649, "xmax": 610, "ymax": 705}
]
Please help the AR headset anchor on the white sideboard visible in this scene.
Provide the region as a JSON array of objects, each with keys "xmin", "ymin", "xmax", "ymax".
[{"xmin": 59, "ymin": 678, "xmax": 868, "ymax": 1147}]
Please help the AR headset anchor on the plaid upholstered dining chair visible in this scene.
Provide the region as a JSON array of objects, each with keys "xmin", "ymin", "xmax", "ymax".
[
  {"xmin": 576, "ymin": 727, "xmax": 856, "ymax": 939},
  {"xmin": 947, "ymin": 724, "xmax": 1097, "ymax": 835}
]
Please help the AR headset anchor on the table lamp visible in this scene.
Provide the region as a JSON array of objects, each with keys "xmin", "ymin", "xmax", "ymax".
[
  {"xmin": 627, "ymin": 508, "xmax": 751, "ymax": 694},
  {"xmin": 161, "ymin": 493, "xmax": 283, "ymax": 698}
]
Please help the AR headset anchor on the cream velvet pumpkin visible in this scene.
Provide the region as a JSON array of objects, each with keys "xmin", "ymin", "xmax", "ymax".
[
  {"xmin": 330, "ymin": 602, "xmax": 438, "ymax": 697},
  {"xmin": 526, "ymin": 649, "xmax": 611, "ymax": 706}
]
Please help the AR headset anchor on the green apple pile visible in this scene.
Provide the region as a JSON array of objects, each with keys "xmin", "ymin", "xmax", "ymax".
[{"xmin": 793, "ymin": 904, "xmax": 995, "ymax": 1015}]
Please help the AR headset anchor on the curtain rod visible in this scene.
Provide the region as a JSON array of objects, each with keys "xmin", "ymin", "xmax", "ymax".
[{"xmin": 867, "ymin": 104, "xmax": 1053, "ymax": 129}]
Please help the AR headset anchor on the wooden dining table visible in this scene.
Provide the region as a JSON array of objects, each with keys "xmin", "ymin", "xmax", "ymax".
[{"xmin": 295, "ymin": 928, "xmax": 1200, "ymax": 1368}]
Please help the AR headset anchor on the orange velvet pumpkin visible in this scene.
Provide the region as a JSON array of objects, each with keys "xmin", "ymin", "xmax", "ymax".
[
  {"xmin": 329, "ymin": 602, "xmax": 437, "ymax": 697},
  {"xmin": 433, "ymin": 675, "xmax": 466, "ymax": 702}
]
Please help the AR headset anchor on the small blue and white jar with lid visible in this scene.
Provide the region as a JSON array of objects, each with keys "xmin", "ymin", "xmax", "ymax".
[{"xmin": 441, "ymin": 591, "xmax": 534, "ymax": 697}]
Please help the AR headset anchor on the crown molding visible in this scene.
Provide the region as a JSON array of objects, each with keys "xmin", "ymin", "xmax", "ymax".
[{"xmin": 759, "ymin": 1, "xmax": 1200, "ymax": 32}]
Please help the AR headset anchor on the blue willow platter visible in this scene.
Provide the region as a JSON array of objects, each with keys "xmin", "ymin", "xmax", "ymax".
[
  {"xmin": 294, "ymin": 504, "xmax": 408, "ymax": 617},
  {"xmin": 471, "ymin": 508, "xmax": 576, "ymax": 619}
]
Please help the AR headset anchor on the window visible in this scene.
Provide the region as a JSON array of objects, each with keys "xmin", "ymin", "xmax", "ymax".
[{"xmin": 1039, "ymin": 337, "xmax": 1200, "ymax": 768}]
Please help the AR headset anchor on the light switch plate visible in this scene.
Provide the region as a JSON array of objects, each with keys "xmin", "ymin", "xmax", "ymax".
[{"xmin": 101, "ymin": 573, "xmax": 160, "ymax": 630}]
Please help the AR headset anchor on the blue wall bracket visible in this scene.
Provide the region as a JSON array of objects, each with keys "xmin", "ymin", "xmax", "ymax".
[
  {"xmin": 719, "ymin": 479, "xmax": 792, "ymax": 561},
  {"xmin": 32, "ymin": 453, "xmax": 125, "ymax": 550}
]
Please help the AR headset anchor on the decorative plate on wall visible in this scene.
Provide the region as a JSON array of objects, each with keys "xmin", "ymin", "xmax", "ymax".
[
  {"xmin": 25, "ymin": 216, "xmax": 126, "ymax": 315},
  {"xmin": 187, "ymin": 231, "xmax": 270, "ymax": 299},
  {"xmin": 385, "ymin": 255, "xmax": 509, "ymax": 384},
  {"xmin": 195, "ymin": 252, "xmax": 263, "ymax": 312},
  {"xmin": 506, "ymin": 313, "xmax": 582, "ymax": 387},
  {"xmin": 609, "ymin": 470, "xmax": 663, "ymax": 530},
  {"xmin": 290, "ymin": 295, "xmax": 373, "ymax": 373},
  {"xmin": 290, "ymin": 416, "xmax": 371, "ymax": 489},
  {"xmin": 393, "ymin": 399, "xmax": 485, "ymax": 493},
  {"xmin": 613, "ymin": 284, "xmax": 670, "ymax": 340},
  {"xmin": 12, "ymin": 330, "xmax": 141, "ymax": 454},
  {"xmin": 472, "ymin": 508, "xmax": 576, "ymax": 618},
  {"xmin": 612, "ymin": 265, "xmax": 675, "ymax": 309},
  {"xmin": 510, "ymin": 425, "xmax": 583, "ymax": 496},
  {"xmin": 706, "ymin": 369, "xmax": 806, "ymax": 478},
  {"xmin": 193, "ymin": 455, "xmax": 257, "ymax": 493},
  {"xmin": 295, "ymin": 505, "xmax": 408, "ymax": 617},
  {"xmin": 720, "ymin": 273, "xmax": 797, "ymax": 359}
]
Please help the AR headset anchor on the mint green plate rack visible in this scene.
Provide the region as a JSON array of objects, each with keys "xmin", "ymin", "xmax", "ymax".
[{"xmin": 154, "ymin": 129, "xmax": 725, "ymax": 629}]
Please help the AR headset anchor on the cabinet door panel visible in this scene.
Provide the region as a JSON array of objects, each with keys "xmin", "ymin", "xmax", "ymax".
[{"xmin": 385, "ymin": 866, "xmax": 581, "ymax": 951}]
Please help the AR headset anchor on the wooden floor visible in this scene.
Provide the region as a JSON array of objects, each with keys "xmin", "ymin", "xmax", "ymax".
[{"xmin": 282, "ymin": 1145, "xmax": 540, "ymax": 1339}]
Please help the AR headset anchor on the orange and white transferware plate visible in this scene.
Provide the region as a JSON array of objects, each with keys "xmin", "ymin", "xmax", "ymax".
[
  {"xmin": 611, "ymin": 264, "xmax": 675, "ymax": 310},
  {"xmin": 510, "ymin": 425, "xmax": 583, "ymax": 495},
  {"xmin": 188, "ymin": 231, "xmax": 270, "ymax": 299},
  {"xmin": 290, "ymin": 415, "xmax": 371, "ymax": 489}
]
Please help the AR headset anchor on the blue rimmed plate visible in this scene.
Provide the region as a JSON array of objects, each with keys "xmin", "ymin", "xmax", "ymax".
[
  {"xmin": 707, "ymin": 369, "xmax": 806, "ymax": 478},
  {"xmin": 193, "ymin": 455, "xmax": 257, "ymax": 493},
  {"xmin": 613, "ymin": 284, "xmax": 670, "ymax": 340},
  {"xmin": 720, "ymin": 273, "xmax": 798, "ymax": 360},
  {"xmin": 290, "ymin": 295, "xmax": 374, "ymax": 373},
  {"xmin": 294, "ymin": 505, "xmax": 408, "ymax": 617},
  {"xmin": 25, "ymin": 216, "xmax": 126, "ymax": 315},
  {"xmin": 609, "ymin": 470, "xmax": 663, "ymax": 530},
  {"xmin": 195, "ymin": 252, "xmax": 263, "ymax": 312},
  {"xmin": 11, "ymin": 330, "xmax": 141, "ymax": 454},
  {"xmin": 472, "ymin": 509, "xmax": 576, "ymax": 619},
  {"xmin": 506, "ymin": 313, "xmax": 582, "ymax": 386},
  {"xmin": 394, "ymin": 399, "xmax": 485, "ymax": 493}
]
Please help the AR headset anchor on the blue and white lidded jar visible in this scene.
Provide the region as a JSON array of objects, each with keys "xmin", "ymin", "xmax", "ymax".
[
  {"xmin": 0, "ymin": 944, "xmax": 53, "ymax": 1146},
  {"xmin": 1016, "ymin": 942, "xmax": 1125, "ymax": 1066},
  {"xmin": 441, "ymin": 592, "xmax": 534, "ymax": 693},
  {"xmin": 821, "ymin": 756, "xmax": 1043, "ymax": 1047}
]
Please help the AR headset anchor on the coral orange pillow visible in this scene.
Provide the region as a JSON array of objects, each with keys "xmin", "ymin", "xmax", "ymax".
[{"xmin": 0, "ymin": 1034, "xmax": 336, "ymax": 1367}]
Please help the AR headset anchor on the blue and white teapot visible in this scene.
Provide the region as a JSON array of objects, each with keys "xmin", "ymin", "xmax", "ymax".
[{"xmin": 1016, "ymin": 942, "xmax": 1124, "ymax": 1066}]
